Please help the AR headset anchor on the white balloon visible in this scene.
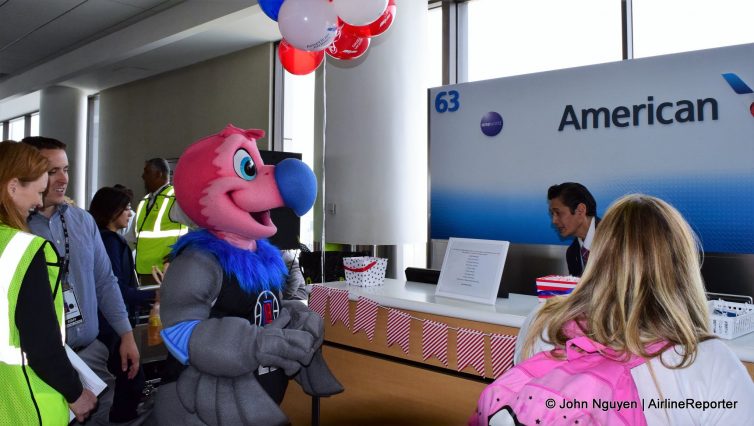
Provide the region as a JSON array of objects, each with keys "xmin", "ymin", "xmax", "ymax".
[
  {"xmin": 278, "ymin": 0, "xmax": 338, "ymax": 52},
  {"xmin": 333, "ymin": 0, "xmax": 388, "ymax": 27}
]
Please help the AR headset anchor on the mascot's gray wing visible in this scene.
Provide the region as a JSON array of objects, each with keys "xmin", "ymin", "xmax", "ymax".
[
  {"xmin": 295, "ymin": 349, "xmax": 344, "ymax": 397},
  {"xmin": 281, "ymin": 300, "xmax": 344, "ymax": 396}
]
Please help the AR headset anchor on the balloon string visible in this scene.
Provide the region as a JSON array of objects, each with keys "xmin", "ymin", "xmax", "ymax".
[{"xmin": 320, "ymin": 60, "xmax": 327, "ymax": 285}]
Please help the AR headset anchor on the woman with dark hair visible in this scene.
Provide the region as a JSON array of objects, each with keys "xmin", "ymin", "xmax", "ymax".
[
  {"xmin": 89, "ymin": 186, "xmax": 154, "ymax": 422},
  {"xmin": 90, "ymin": 186, "xmax": 155, "ymax": 319}
]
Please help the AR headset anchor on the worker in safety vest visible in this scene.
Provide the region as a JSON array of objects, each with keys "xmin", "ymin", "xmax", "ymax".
[
  {"xmin": 132, "ymin": 158, "xmax": 188, "ymax": 282},
  {"xmin": 0, "ymin": 140, "xmax": 96, "ymax": 424},
  {"xmin": 0, "ymin": 228, "xmax": 75, "ymax": 424}
]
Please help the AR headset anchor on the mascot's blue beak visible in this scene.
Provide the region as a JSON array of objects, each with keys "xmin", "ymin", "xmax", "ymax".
[{"xmin": 274, "ymin": 158, "xmax": 317, "ymax": 217}]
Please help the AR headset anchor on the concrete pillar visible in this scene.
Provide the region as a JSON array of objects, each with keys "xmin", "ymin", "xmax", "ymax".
[
  {"xmin": 323, "ymin": 0, "xmax": 428, "ymax": 251},
  {"xmin": 39, "ymin": 86, "xmax": 88, "ymax": 206}
]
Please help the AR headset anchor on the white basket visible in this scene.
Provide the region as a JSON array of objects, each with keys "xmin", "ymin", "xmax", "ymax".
[
  {"xmin": 708, "ymin": 300, "xmax": 754, "ymax": 339},
  {"xmin": 343, "ymin": 257, "xmax": 387, "ymax": 287}
]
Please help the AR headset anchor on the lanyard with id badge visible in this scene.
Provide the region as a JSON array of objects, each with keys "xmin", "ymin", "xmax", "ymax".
[{"xmin": 60, "ymin": 212, "xmax": 84, "ymax": 327}]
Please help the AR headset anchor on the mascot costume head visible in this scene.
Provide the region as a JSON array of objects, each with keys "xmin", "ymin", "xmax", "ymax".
[
  {"xmin": 173, "ymin": 125, "xmax": 315, "ymax": 251},
  {"xmin": 152, "ymin": 125, "xmax": 342, "ymax": 426}
]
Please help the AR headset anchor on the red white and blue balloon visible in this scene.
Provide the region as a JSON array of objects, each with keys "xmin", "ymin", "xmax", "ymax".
[
  {"xmin": 278, "ymin": 39, "xmax": 325, "ymax": 75},
  {"xmin": 327, "ymin": 23, "xmax": 370, "ymax": 60},
  {"xmin": 259, "ymin": 0, "xmax": 285, "ymax": 21},
  {"xmin": 269, "ymin": 0, "xmax": 395, "ymax": 75},
  {"xmin": 278, "ymin": 0, "xmax": 338, "ymax": 52},
  {"xmin": 340, "ymin": 0, "xmax": 396, "ymax": 38},
  {"xmin": 332, "ymin": 0, "xmax": 387, "ymax": 26}
]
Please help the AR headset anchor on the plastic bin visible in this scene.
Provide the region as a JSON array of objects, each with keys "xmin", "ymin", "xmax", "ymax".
[{"xmin": 708, "ymin": 299, "xmax": 754, "ymax": 339}]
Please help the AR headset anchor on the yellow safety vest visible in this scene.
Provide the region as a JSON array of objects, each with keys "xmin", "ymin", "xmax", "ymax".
[
  {"xmin": 0, "ymin": 226, "xmax": 67, "ymax": 425},
  {"xmin": 134, "ymin": 185, "xmax": 188, "ymax": 274}
]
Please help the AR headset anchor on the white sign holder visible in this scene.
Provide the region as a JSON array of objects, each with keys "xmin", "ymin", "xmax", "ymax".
[{"xmin": 435, "ymin": 237, "xmax": 510, "ymax": 305}]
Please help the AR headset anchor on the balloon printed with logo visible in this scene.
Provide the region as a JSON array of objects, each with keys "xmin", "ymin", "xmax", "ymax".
[
  {"xmin": 259, "ymin": 0, "xmax": 285, "ymax": 21},
  {"xmin": 340, "ymin": 0, "xmax": 396, "ymax": 39},
  {"xmin": 332, "ymin": 0, "xmax": 387, "ymax": 27},
  {"xmin": 278, "ymin": 0, "xmax": 338, "ymax": 51},
  {"xmin": 326, "ymin": 23, "xmax": 370, "ymax": 60},
  {"xmin": 278, "ymin": 39, "xmax": 325, "ymax": 75}
]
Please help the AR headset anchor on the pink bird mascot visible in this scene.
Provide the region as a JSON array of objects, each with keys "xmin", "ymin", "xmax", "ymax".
[{"xmin": 150, "ymin": 125, "xmax": 342, "ymax": 425}]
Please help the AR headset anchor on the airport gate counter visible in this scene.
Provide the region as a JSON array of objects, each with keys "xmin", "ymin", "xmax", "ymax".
[{"xmin": 280, "ymin": 278, "xmax": 754, "ymax": 425}]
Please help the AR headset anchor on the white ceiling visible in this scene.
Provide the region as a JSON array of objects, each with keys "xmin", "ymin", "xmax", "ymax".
[
  {"xmin": 0, "ymin": 0, "xmax": 183, "ymax": 77},
  {"xmin": 0, "ymin": 0, "xmax": 281, "ymax": 102}
]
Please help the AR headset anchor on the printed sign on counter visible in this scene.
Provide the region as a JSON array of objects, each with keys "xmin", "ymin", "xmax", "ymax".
[{"xmin": 435, "ymin": 237, "xmax": 510, "ymax": 305}]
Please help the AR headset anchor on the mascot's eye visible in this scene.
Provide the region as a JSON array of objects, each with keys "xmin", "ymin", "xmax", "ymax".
[{"xmin": 233, "ymin": 149, "xmax": 257, "ymax": 181}]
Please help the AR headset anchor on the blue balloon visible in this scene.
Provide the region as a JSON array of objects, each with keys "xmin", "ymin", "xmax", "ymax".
[{"xmin": 259, "ymin": 0, "xmax": 285, "ymax": 21}]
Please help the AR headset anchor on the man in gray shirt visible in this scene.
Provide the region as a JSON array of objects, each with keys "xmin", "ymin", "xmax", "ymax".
[{"xmin": 24, "ymin": 136, "xmax": 139, "ymax": 425}]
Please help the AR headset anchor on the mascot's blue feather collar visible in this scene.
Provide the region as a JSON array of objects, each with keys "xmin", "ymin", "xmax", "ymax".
[{"xmin": 171, "ymin": 229, "xmax": 286, "ymax": 294}]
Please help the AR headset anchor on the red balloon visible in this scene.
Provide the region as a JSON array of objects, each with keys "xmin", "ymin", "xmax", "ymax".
[
  {"xmin": 278, "ymin": 39, "xmax": 325, "ymax": 75},
  {"xmin": 341, "ymin": 0, "xmax": 395, "ymax": 38},
  {"xmin": 326, "ymin": 24, "xmax": 370, "ymax": 60}
]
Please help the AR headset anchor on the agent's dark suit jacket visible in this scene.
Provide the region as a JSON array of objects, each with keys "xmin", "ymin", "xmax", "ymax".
[{"xmin": 565, "ymin": 217, "xmax": 600, "ymax": 277}]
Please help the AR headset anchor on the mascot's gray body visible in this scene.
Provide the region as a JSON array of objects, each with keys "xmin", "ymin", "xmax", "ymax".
[
  {"xmin": 151, "ymin": 246, "xmax": 342, "ymax": 426},
  {"xmin": 149, "ymin": 125, "xmax": 341, "ymax": 425}
]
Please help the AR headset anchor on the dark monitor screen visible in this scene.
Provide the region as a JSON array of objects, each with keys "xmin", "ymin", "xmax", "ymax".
[
  {"xmin": 259, "ymin": 150, "xmax": 303, "ymax": 250},
  {"xmin": 700, "ymin": 252, "xmax": 754, "ymax": 300}
]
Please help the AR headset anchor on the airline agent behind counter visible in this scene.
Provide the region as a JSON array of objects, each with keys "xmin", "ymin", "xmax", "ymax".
[{"xmin": 547, "ymin": 182, "xmax": 600, "ymax": 277}]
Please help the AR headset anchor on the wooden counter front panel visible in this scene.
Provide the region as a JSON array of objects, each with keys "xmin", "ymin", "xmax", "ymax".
[
  {"xmin": 322, "ymin": 301, "xmax": 754, "ymax": 380},
  {"xmin": 280, "ymin": 346, "xmax": 754, "ymax": 425},
  {"xmin": 323, "ymin": 300, "xmax": 519, "ymax": 378},
  {"xmin": 280, "ymin": 345, "xmax": 486, "ymax": 425}
]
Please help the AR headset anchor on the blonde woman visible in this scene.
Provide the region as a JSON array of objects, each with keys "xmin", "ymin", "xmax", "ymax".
[
  {"xmin": 517, "ymin": 194, "xmax": 754, "ymax": 425},
  {"xmin": 0, "ymin": 141, "xmax": 96, "ymax": 424}
]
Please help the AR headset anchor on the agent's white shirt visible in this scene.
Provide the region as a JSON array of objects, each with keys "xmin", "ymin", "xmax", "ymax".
[{"xmin": 578, "ymin": 216, "xmax": 596, "ymax": 251}]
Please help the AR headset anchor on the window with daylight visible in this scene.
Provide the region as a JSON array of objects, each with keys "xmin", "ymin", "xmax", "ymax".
[
  {"xmin": 1, "ymin": 112, "xmax": 39, "ymax": 140},
  {"xmin": 463, "ymin": 0, "xmax": 622, "ymax": 82},
  {"xmin": 30, "ymin": 112, "xmax": 39, "ymax": 137},
  {"xmin": 427, "ymin": 3, "xmax": 443, "ymax": 88},
  {"xmin": 8, "ymin": 116, "xmax": 25, "ymax": 141},
  {"xmin": 281, "ymin": 67, "xmax": 316, "ymax": 249},
  {"xmin": 633, "ymin": 0, "xmax": 754, "ymax": 58}
]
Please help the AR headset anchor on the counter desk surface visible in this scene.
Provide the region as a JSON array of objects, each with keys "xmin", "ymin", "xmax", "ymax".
[{"xmin": 313, "ymin": 278, "xmax": 754, "ymax": 364}]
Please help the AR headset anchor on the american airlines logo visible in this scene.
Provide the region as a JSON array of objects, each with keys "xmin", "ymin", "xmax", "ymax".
[
  {"xmin": 721, "ymin": 73, "xmax": 754, "ymax": 117},
  {"xmin": 722, "ymin": 73, "xmax": 753, "ymax": 94}
]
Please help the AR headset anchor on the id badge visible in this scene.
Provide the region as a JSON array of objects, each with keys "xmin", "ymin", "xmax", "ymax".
[
  {"xmin": 62, "ymin": 281, "xmax": 84, "ymax": 327},
  {"xmin": 255, "ymin": 290, "xmax": 279, "ymax": 375}
]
